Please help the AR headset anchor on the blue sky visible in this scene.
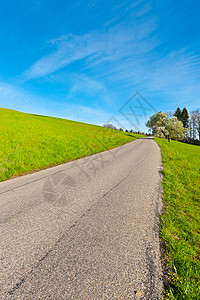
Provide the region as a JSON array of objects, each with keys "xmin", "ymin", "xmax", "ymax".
[{"xmin": 0, "ymin": 0, "xmax": 200, "ymax": 132}]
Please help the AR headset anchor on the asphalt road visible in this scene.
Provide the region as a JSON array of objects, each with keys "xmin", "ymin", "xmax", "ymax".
[{"xmin": 0, "ymin": 138, "xmax": 163, "ymax": 299}]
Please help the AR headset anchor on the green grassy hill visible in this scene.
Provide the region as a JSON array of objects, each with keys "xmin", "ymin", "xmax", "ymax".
[
  {"xmin": 0, "ymin": 108, "xmax": 144, "ymax": 182},
  {"xmin": 155, "ymin": 138, "xmax": 200, "ymax": 299}
]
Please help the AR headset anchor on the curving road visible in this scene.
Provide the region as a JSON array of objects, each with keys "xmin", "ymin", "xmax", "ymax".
[{"xmin": 0, "ymin": 138, "xmax": 163, "ymax": 299}]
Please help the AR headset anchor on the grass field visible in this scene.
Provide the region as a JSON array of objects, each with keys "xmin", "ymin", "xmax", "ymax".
[
  {"xmin": 0, "ymin": 108, "xmax": 145, "ymax": 182},
  {"xmin": 155, "ymin": 138, "xmax": 200, "ymax": 299}
]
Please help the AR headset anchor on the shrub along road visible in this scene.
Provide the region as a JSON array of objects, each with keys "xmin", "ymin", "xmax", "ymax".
[{"xmin": 0, "ymin": 138, "xmax": 163, "ymax": 299}]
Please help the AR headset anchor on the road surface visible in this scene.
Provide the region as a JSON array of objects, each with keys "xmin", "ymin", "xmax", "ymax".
[{"xmin": 0, "ymin": 138, "xmax": 163, "ymax": 299}]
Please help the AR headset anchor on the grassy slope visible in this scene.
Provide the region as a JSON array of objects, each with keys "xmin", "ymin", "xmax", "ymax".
[
  {"xmin": 155, "ymin": 138, "xmax": 200, "ymax": 299},
  {"xmin": 0, "ymin": 108, "xmax": 145, "ymax": 182}
]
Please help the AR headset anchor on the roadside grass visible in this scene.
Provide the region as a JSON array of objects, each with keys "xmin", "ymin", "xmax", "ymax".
[
  {"xmin": 0, "ymin": 108, "xmax": 145, "ymax": 182},
  {"xmin": 155, "ymin": 138, "xmax": 200, "ymax": 299}
]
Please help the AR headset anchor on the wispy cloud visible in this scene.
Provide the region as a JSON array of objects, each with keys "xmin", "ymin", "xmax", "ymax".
[
  {"xmin": 0, "ymin": 81, "xmax": 59, "ymax": 116},
  {"xmin": 136, "ymin": 49, "xmax": 200, "ymax": 108},
  {"xmin": 0, "ymin": 81, "xmax": 30, "ymax": 108},
  {"xmin": 0, "ymin": 80, "xmax": 150, "ymax": 131},
  {"xmin": 24, "ymin": 18, "xmax": 158, "ymax": 79},
  {"xmin": 146, "ymin": 49, "xmax": 200, "ymax": 92},
  {"xmin": 0, "ymin": 80, "xmax": 112, "ymax": 126},
  {"xmin": 61, "ymin": 103, "xmax": 149, "ymax": 131},
  {"xmin": 2, "ymin": 0, "xmax": 200, "ymax": 130},
  {"xmin": 62, "ymin": 104, "xmax": 111, "ymax": 125}
]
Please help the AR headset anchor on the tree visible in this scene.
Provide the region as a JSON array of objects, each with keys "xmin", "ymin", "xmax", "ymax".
[
  {"xmin": 147, "ymin": 112, "xmax": 185, "ymax": 142},
  {"xmin": 196, "ymin": 109, "xmax": 200, "ymax": 141},
  {"xmin": 190, "ymin": 111, "xmax": 197, "ymax": 140},
  {"xmin": 174, "ymin": 107, "xmax": 182, "ymax": 121},
  {"xmin": 186, "ymin": 109, "xmax": 200, "ymax": 143},
  {"xmin": 164, "ymin": 117, "xmax": 185, "ymax": 142},
  {"xmin": 188, "ymin": 119, "xmax": 193, "ymax": 141},
  {"xmin": 181, "ymin": 107, "xmax": 189, "ymax": 128},
  {"xmin": 103, "ymin": 124, "xmax": 116, "ymax": 130},
  {"xmin": 190, "ymin": 109, "xmax": 200, "ymax": 141},
  {"xmin": 146, "ymin": 112, "xmax": 168, "ymax": 138}
]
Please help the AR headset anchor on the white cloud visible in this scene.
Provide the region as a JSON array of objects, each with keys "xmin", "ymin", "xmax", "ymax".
[
  {"xmin": 24, "ymin": 19, "xmax": 158, "ymax": 79},
  {"xmin": 144, "ymin": 49, "xmax": 200, "ymax": 98},
  {"xmin": 61, "ymin": 103, "xmax": 149, "ymax": 131},
  {"xmin": 0, "ymin": 80, "xmax": 150, "ymax": 132},
  {"xmin": 0, "ymin": 81, "xmax": 30, "ymax": 108},
  {"xmin": 0, "ymin": 81, "xmax": 57, "ymax": 116}
]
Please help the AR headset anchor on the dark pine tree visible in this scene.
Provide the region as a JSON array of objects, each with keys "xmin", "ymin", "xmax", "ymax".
[
  {"xmin": 174, "ymin": 107, "xmax": 182, "ymax": 121},
  {"xmin": 181, "ymin": 107, "xmax": 189, "ymax": 128}
]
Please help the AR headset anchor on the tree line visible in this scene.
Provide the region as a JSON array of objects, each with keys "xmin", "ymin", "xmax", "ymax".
[
  {"xmin": 174, "ymin": 107, "xmax": 200, "ymax": 143},
  {"xmin": 147, "ymin": 107, "xmax": 200, "ymax": 143}
]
